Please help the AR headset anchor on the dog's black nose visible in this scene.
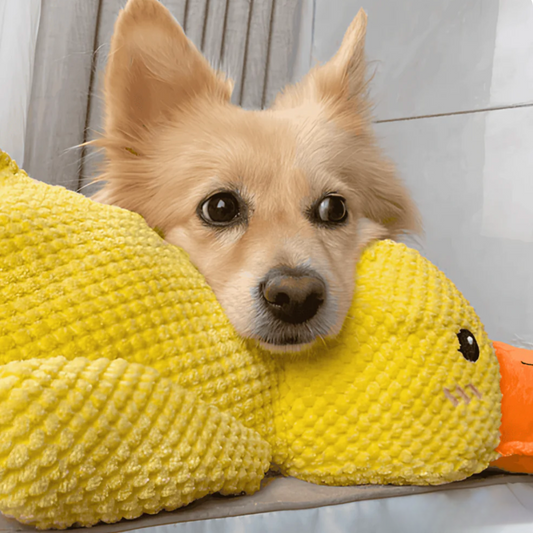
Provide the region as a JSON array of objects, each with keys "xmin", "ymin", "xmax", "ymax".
[{"xmin": 261, "ymin": 268, "xmax": 326, "ymax": 324}]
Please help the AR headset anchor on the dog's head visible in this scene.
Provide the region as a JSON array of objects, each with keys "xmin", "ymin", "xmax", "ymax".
[{"xmin": 92, "ymin": 0, "xmax": 421, "ymax": 352}]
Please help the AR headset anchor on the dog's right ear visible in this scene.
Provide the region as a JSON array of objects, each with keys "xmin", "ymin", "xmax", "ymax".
[{"xmin": 103, "ymin": 0, "xmax": 233, "ymax": 148}]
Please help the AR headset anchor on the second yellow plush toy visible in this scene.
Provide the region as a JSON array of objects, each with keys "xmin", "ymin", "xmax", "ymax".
[{"xmin": 0, "ymin": 152, "xmax": 501, "ymax": 529}]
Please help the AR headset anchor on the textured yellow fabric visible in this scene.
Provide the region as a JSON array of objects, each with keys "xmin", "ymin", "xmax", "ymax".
[
  {"xmin": 0, "ymin": 151, "xmax": 501, "ymax": 529},
  {"xmin": 0, "ymin": 357, "xmax": 270, "ymax": 529}
]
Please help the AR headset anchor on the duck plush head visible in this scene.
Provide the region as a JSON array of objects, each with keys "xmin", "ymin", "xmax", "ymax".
[{"xmin": 0, "ymin": 151, "xmax": 514, "ymax": 529}]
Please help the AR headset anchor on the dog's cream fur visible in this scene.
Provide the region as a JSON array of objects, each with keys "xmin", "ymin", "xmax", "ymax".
[{"xmin": 91, "ymin": 0, "xmax": 421, "ymax": 352}]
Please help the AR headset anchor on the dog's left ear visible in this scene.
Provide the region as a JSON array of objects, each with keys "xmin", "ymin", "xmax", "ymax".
[
  {"xmin": 321, "ymin": 8, "xmax": 368, "ymax": 102},
  {"xmin": 273, "ymin": 9, "xmax": 369, "ymax": 112}
]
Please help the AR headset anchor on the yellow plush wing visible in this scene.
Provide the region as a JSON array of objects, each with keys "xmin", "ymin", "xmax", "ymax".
[{"xmin": 0, "ymin": 356, "xmax": 270, "ymax": 529}]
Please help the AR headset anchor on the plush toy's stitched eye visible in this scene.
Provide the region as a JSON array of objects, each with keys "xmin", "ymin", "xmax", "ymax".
[{"xmin": 457, "ymin": 329, "xmax": 479, "ymax": 362}]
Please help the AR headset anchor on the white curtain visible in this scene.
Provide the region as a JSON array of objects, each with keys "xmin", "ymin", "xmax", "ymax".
[{"xmin": 0, "ymin": 0, "xmax": 41, "ymax": 167}]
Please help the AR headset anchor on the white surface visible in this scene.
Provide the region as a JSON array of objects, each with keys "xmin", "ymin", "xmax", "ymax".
[
  {"xmin": 129, "ymin": 483, "xmax": 533, "ymax": 533},
  {"xmin": 489, "ymin": 0, "xmax": 533, "ymax": 107},
  {"xmin": 0, "ymin": 0, "xmax": 41, "ymax": 167},
  {"xmin": 481, "ymin": 108, "xmax": 533, "ymax": 244}
]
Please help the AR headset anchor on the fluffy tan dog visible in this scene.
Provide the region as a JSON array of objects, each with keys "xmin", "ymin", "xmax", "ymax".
[{"xmin": 91, "ymin": 0, "xmax": 421, "ymax": 351}]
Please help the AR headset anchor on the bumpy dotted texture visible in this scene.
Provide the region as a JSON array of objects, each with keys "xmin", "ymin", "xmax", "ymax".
[
  {"xmin": 0, "ymin": 152, "xmax": 277, "ymax": 436},
  {"xmin": 0, "ymin": 357, "xmax": 270, "ymax": 529},
  {"xmin": 0, "ymin": 151, "xmax": 502, "ymax": 529}
]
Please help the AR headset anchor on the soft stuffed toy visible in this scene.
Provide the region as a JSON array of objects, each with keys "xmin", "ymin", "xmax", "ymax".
[{"xmin": 0, "ymin": 151, "xmax": 531, "ymax": 529}]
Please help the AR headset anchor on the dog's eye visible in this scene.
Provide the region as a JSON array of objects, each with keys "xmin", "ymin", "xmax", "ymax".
[
  {"xmin": 316, "ymin": 195, "xmax": 348, "ymax": 224},
  {"xmin": 199, "ymin": 192, "xmax": 241, "ymax": 226},
  {"xmin": 457, "ymin": 329, "xmax": 479, "ymax": 362}
]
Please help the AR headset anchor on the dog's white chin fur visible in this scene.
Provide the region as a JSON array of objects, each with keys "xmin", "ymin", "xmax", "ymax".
[{"xmin": 257, "ymin": 340, "xmax": 317, "ymax": 354}]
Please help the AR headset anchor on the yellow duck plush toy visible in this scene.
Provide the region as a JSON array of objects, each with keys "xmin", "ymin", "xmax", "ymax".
[{"xmin": 0, "ymin": 151, "xmax": 502, "ymax": 529}]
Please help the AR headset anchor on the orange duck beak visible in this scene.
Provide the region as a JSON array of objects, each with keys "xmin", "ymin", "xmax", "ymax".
[{"xmin": 491, "ymin": 341, "xmax": 533, "ymax": 473}]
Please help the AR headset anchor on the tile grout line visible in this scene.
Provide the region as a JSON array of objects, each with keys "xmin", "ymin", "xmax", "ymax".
[{"xmin": 374, "ymin": 102, "xmax": 533, "ymax": 124}]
